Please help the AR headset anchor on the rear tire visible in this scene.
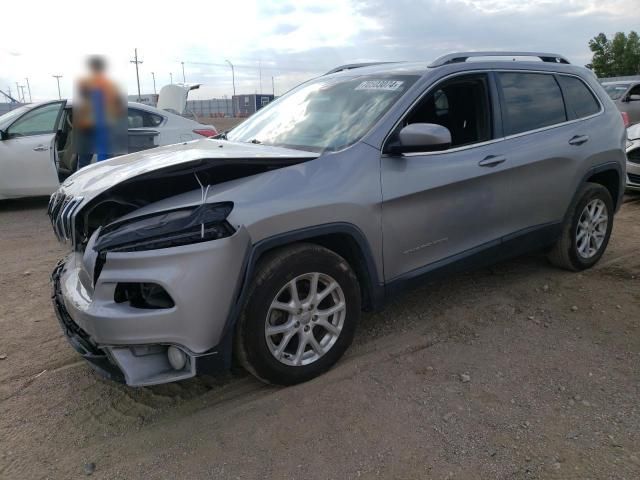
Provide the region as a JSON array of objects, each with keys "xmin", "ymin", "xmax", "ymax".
[
  {"xmin": 548, "ymin": 182, "xmax": 613, "ymax": 271},
  {"xmin": 235, "ymin": 243, "xmax": 361, "ymax": 385}
]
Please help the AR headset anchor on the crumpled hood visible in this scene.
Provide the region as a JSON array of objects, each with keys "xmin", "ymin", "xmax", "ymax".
[{"xmin": 59, "ymin": 139, "xmax": 319, "ymax": 202}]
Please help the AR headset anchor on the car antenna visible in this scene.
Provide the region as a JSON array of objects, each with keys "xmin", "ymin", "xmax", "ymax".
[{"xmin": 194, "ymin": 173, "xmax": 211, "ymax": 239}]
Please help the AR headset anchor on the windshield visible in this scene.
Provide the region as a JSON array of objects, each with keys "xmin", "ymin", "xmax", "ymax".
[
  {"xmin": 0, "ymin": 105, "xmax": 33, "ymax": 128},
  {"xmin": 602, "ymin": 83, "xmax": 630, "ymax": 100},
  {"xmin": 227, "ymin": 74, "xmax": 418, "ymax": 152}
]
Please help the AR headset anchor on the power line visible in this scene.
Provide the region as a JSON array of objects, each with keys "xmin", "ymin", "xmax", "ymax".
[{"xmin": 183, "ymin": 60, "xmax": 326, "ymax": 74}]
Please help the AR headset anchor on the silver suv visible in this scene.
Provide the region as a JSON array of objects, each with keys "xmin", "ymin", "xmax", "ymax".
[{"xmin": 49, "ymin": 52, "xmax": 627, "ymax": 387}]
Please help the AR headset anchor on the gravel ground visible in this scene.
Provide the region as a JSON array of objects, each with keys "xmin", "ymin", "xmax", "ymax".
[{"xmin": 0, "ymin": 194, "xmax": 639, "ymax": 479}]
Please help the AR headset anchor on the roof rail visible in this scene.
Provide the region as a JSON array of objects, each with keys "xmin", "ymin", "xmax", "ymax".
[
  {"xmin": 324, "ymin": 62, "xmax": 396, "ymax": 75},
  {"xmin": 428, "ymin": 51, "xmax": 570, "ymax": 68}
]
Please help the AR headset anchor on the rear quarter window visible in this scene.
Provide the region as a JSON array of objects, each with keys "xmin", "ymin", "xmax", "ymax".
[
  {"xmin": 127, "ymin": 108, "xmax": 164, "ymax": 128},
  {"xmin": 557, "ymin": 75, "xmax": 601, "ymax": 119},
  {"xmin": 497, "ymin": 72, "xmax": 567, "ymax": 136}
]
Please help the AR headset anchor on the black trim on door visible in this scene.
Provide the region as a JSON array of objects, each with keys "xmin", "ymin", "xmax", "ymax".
[{"xmin": 384, "ymin": 221, "xmax": 563, "ymax": 297}]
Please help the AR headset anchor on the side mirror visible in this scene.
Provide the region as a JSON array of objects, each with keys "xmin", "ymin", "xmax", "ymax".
[
  {"xmin": 386, "ymin": 123, "xmax": 452, "ymax": 154},
  {"xmin": 0, "ymin": 129, "xmax": 7, "ymax": 141}
]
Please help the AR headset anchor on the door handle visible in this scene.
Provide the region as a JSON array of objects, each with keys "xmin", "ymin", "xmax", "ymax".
[
  {"xmin": 568, "ymin": 135, "xmax": 589, "ymax": 146},
  {"xmin": 478, "ymin": 155, "xmax": 506, "ymax": 167},
  {"xmin": 33, "ymin": 145, "xmax": 49, "ymax": 152}
]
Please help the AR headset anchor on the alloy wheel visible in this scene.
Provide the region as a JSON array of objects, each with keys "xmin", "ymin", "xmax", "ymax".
[
  {"xmin": 575, "ymin": 198, "xmax": 608, "ymax": 259},
  {"xmin": 265, "ymin": 272, "xmax": 346, "ymax": 366}
]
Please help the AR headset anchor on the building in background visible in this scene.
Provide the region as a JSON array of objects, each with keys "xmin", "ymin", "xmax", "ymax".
[{"xmin": 232, "ymin": 94, "xmax": 275, "ymax": 117}]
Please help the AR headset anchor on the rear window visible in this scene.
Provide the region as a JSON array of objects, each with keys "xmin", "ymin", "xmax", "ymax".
[
  {"xmin": 497, "ymin": 72, "xmax": 566, "ymax": 136},
  {"xmin": 557, "ymin": 75, "xmax": 600, "ymax": 119},
  {"xmin": 602, "ymin": 83, "xmax": 629, "ymax": 100}
]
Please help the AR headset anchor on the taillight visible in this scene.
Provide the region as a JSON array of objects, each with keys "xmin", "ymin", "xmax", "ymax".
[
  {"xmin": 621, "ymin": 112, "xmax": 630, "ymax": 128},
  {"xmin": 193, "ymin": 128, "xmax": 217, "ymax": 137}
]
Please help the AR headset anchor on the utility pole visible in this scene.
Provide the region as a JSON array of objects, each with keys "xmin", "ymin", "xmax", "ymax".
[
  {"xmin": 151, "ymin": 72, "xmax": 156, "ymax": 94},
  {"xmin": 52, "ymin": 75, "xmax": 63, "ymax": 100},
  {"xmin": 130, "ymin": 48, "xmax": 143, "ymax": 101},
  {"xmin": 19, "ymin": 85, "xmax": 26, "ymax": 104},
  {"xmin": 25, "ymin": 78, "xmax": 32, "ymax": 103},
  {"xmin": 15, "ymin": 82, "xmax": 21, "ymax": 102},
  {"xmin": 272, "ymin": 76, "xmax": 275, "ymax": 96},
  {"xmin": 181, "ymin": 61, "xmax": 186, "ymax": 83},
  {"xmin": 258, "ymin": 60, "xmax": 262, "ymax": 93},
  {"xmin": 170, "ymin": 72, "xmax": 173, "ymax": 85},
  {"xmin": 225, "ymin": 59, "xmax": 236, "ymax": 117}
]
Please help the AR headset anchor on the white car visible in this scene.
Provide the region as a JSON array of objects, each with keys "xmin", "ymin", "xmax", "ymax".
[
  {"xmin": 0, "ymin": 85, "xmax": 217, "ymax": 199},
  {"xmin": 626, "ymin": 123, "xmax": 640, "ymax": 191}
]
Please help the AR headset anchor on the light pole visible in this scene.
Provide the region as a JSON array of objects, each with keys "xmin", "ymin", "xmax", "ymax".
[
  {"xmin": 25, "ymin": 78, "xmax": 32, "ymax": 103},
  {"xmin": 225, "ymin": 59, "xmax": 236, "ymax": 117},
  {"xmin": 170, "ymin": 72, "xmax": 173, "ymax": 85},
  {"xmin": 151, "ymin": 72, "xmax": 156, "ymax": 94},
  {"xmin": 181, "ymin": 61, "xmax": 186, "ymax": 83},
  {"xmin": 52, "ymin": 75, "xmax": 63, "ymax": 100},
  {"xmin": 130, "ymin": 48, "xmax": 143, "ymax": 101}
]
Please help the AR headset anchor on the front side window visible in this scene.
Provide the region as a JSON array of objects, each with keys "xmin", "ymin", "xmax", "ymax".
[
  {"xmin": 628, "ymin": 84, "xmax": 640, "ymax": 100},
  {"xmin": 401, "ymin": 73, "xmax": 492, "ymax": 148},
  {"xmin": 228, "ymin": 75, "xmax": 419, "ymax": 152},
  {"xmin": 557, "ymin": 75, "xmax": 600, "ymax": 119},
  {"xmin": 127, "ymin": 109, "xmax": 163, "ymax": 128},
  {"xmin": 7, "ymin": 102, "xmax": 63, "ymax": 137},
  {"xmin": 497, "ymin": 72, "xmax": 566, "ymax": 136}
]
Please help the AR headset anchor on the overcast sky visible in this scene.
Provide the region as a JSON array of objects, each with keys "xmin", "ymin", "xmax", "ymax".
[{"xmin": 1, "ymin": 0, "xmax": 638, "ymax": 102}]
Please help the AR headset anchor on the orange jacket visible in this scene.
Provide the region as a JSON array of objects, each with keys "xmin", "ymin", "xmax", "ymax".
[{"xmin": 75, "ymin": 74, "xmax": 123, "ymax": 129}]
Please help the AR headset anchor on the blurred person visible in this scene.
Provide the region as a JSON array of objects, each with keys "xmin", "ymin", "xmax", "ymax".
[{"xmin": 74, "ymin": 55, "xmax": 126, "ymax": 170}]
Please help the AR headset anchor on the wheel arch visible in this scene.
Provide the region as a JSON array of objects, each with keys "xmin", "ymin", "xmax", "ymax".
[
  {"xmin": 582, "ymin": 162, "xmax": 623, "ymax": 212},
  {"xmin": 222, "ymin": 223, "xmax": 383, "ymax": 340}
]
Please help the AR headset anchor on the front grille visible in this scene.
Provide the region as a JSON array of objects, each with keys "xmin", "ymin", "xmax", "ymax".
[
  {"xmin": 48, "ymin": 192, "xmax": 83, "ymax": 245},
  {"xmin": 628, "ymin": 173, "xmax": 640, "ymax": 185},
  {"xmin": 628, "ymin": 149, "xmax": 640, "ymax": 165}
]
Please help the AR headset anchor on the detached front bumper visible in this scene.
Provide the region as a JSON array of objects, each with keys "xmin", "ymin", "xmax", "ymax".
[
  {"xmin": 52, "ymin": 261, "xmax": 126, "ymax": 382},
  {"xmin": 51, "ymin": 228, "xmax": 250, "ymax": 386}
]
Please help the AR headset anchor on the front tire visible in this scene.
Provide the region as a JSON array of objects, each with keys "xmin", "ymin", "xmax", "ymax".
[
  {"xmin": 548, "ymin": 182, "xmax": 614, "ymax": 271},
  {"xmin": 235, "ymin": 243, "xmax": 361, "ymax": 385}
]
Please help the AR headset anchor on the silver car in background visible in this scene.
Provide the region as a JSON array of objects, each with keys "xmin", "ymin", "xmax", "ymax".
[
  {"xmin": 48, "ymin": 52, "xmax": 627, "ymax": 387},
  {"xmin": 602, "ymin": 81, "xmax": 640, "ymax": 126}
]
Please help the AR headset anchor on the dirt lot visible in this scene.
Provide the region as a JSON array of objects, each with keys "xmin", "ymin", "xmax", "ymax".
[{"xmin": 1, "ymin": 195, "xmax": 639, "ymax": 479}]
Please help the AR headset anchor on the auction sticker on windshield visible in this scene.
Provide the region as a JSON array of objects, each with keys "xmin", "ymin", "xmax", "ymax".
[{"xmin": 355, "ymin": 80, "xmax": 404, "ymax": 91}]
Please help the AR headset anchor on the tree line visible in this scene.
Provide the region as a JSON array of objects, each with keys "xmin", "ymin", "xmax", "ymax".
[{"xmin": 588, "ymin": 31, "xmax": 640, "ymax": 78}]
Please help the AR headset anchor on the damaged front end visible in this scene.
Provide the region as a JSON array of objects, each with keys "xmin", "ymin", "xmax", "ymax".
[{"xmin": 47, "ymin": 141, "xmax": 318, "ymax": 386}]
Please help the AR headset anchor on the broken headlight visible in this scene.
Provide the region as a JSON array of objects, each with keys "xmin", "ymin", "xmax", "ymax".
[{"xmin": 94, "ymin": 202, "xmax": 234, "ymax": 253}]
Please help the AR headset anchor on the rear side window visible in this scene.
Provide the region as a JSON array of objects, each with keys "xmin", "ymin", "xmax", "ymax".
[
  {"xmin": 557, "ymin": 75, "xmax": 600, "ymax": 119},
  {"xmin": 127, "ymin": 108, "xmax": 163, "ymax": 128},
  {"xmin": 497, "ymin": 72, "xmax": 566, "ymax": 136}
]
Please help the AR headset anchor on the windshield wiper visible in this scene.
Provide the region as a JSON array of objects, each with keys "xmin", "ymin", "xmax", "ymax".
[
  {"xmin": 249, "ymin": 138, "xmax": 262, "ymax": 144},
  {"xmin": 213, "ymin": 131, "xmax": 228, "ymax": 140}
]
